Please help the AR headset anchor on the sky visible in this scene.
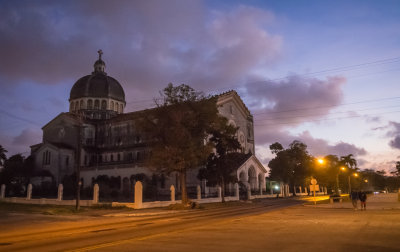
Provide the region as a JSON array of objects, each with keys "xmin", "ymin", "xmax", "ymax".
[{"xmin": 0, "ymin": 0, "xmax": 399, "ymax": 174}]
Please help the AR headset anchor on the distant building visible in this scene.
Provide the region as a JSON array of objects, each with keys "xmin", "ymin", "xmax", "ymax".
[{"xmin": 30, "ymin": 51, "xmax": 267, "ymax": 195}]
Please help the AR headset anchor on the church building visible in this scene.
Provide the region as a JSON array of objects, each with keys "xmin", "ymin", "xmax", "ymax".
[{"xmin": 30, "ymin": 51, "xmax": 267, "ymax": 196}]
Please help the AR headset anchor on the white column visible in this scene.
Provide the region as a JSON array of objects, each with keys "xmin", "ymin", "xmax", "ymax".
[
  {"xmin": 197, "ymin": 185, "xmax": 201, "ymax": 200},
  {"xmin": 170, "ymin": 185, "xmax": 175, "ymax": 202},
  {"xmin": 26, "ymin": 184, "xmax": 32, "ymax": 200},
  {"xmin": 93, "ymin": 184, "xmax": 99, "ymax": 204},
  {"xmin": 134, "ymin": 181, "xmax": 143, "ymax": 209},
  {"xmin": 0, "ymin": 184, "xmax": 5, "ymax": 199},
  {"xmin": 57, "ymin": 184, "xmax": 63, "ymax": 201}
]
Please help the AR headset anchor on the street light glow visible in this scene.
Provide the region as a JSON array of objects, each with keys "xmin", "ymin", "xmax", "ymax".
[
  {"xmin": 353, "ymin": 173, "xmax": 359, "ymax": 177},
  {"xmin": 317, "ymin": 158, "xmax": 324, "ymax": 165},
  {"xmin": 340, "ymin": 166, "xmax": 346, "ymax": 171}
]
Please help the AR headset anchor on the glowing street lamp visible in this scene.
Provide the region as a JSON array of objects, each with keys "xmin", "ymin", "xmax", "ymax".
[{"xmin": 317, "ymin": 158, "xmax": 325, "ymax": 165}]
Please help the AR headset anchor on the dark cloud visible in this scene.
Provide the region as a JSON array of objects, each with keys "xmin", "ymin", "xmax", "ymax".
[
  {"xmin": 0, "ymin": 1, "xmax": 282, "ymax": 104},
  {"xmin": 247, "ymin": 75, "xmax": 345, "ymax": 127},
  {"xmin": 387, "ymin": 121, "xmax": 400, "ymax": 149},
  {"xmin": 12, "ymin": 129, "xmax": 42, "ymax": 146}
]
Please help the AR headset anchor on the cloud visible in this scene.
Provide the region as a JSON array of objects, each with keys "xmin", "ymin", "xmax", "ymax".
[
  {"xmin": 0, "ymin": 1, "xmax": 282, "ymax": 103},
  {"xmin": 247, "ymin": 75, "xmax": 346, "ymax": 128},
  {"xmin": 12, "ymin": 129, "xmax": 42, "ymax": 147},
  {"xmin": 0, "ymin": 128, "xmax": 41, "ymax": 156},
  {"xmin": 387, "ymin": 121, "xmax": 400, "ymax": 149}
]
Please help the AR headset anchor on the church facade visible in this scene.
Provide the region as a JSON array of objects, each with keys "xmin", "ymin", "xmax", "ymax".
[{"xmin": 30, "ymin": 51, "xmax": 267, "ymax": 195}]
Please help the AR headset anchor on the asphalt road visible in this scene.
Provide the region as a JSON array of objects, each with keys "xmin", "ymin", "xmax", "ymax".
[
  {"xmin": 2, "ymin": 196, "xmax": 400, "ymax": 252},
  {"xmin": 0, "ymin": 198, "xmax": 300, "ymax": 252}
]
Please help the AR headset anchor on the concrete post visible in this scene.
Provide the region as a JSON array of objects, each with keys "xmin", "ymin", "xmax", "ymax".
[
  {"xmin": 27, "ymin": 184, "xmax": 32, "ymax": 200},
  {"xmin": 93, "ymin": 184, "xmax": 99, "ymax": 204},
  {"xmin": 305, "ymin": 186, "xmax": 308, "ymax": 195},
  {"xmin": 398, "ymin": 188, "xmax": 400, "ymax": 202},
  {"xmin": 134, "ymin": 181, "xmax": 143, "ymax": 209},
  {"xmin": 234, "ymin": 183, "xmax": 239, "ymax": 199},
  {"xmin": 247, "ymin": 184, "xmax": 251, "ymax": 200},
  {"xmin": 324, "ymin": 187, "xmax": 328, "ymax": 195},
  {"xmin": 299, "ymin": 186, "xmax": 302, "ymax": 194},
  {"xmin": 218, "ymin": 186, "xmax": 222, "ymax": 199},
  {"xmin": 57, "ymin": 184, "xmax": 63, "ymax": 201},
  {"xmin": 270, "ymin": 181, "xmax": 273, "ymax": 195},
  {"xmin": 170, "ymin": 185, "xmax": 175, "ymax": 202},
  {"xmin": 197, "ymin": 185, "xmax": 201, "ymax": 200},
  {"xmin": 259, "ymin": 181, "xmax": 263, "ymax": 195},
  {"xmin": 0, "ymin": 184, "xmax": 5, "ymax": 199}
]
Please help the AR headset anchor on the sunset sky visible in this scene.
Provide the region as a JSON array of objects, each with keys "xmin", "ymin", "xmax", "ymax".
[{"xmin": 0, "ymin": 0, "xmax": 399, "ymax": 173}]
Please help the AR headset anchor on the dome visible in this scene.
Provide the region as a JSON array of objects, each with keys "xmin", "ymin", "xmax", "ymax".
[
  {"xmin": 70, "ymin": 74, "xmax": 125, "ymax": 102},
  {"xmin": 69, "ymin": 50, "xmax": 125, "ymax": 102}
]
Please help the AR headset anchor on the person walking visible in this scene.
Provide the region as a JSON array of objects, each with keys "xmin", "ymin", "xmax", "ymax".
[
  {"xmin": 350, "ymin": 190, "xmax": 358, "ymax": 210},
  {"xmin": 359, "ymin": 191, "xmax": 367, "ymax": 210}
]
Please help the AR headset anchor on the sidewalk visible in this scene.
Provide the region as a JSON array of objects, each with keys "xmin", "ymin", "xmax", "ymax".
[{"xmin": 308, "ymin": 193, "xmax": 400, "ymax": 210}]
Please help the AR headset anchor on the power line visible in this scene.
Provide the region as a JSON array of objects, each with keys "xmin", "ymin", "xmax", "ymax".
[
  {"xmin": 254, "ymin": 110, "xmax": 400, "ymax": 127},
  {"xmin": 123, "ymin": 56, "xmax": 400, "ymax": 106},
  {"xmin": 252, "ymin": 96, "xmax": 400, "ymax": 116},
  {"xmin": 0, "ymin": 109, "xmax": 42, "ymax": 127},
  {"xmin": 254, "ymin": 104, "xmax": 400, "ymax": 122}
]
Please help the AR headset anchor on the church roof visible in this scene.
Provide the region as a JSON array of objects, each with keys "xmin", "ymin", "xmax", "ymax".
[
  {"xmin": 70, "ymin": 74, "xmax": 125, "ymax": 102},
  {"xmin": 69, "ymin": 50, "xmax": 125, "ymax": 103}
]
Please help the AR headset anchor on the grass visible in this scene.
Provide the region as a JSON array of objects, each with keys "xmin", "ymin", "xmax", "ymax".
[{"xmin": 0, "ymin": 201, "xmax": 131, "ymax": 216}]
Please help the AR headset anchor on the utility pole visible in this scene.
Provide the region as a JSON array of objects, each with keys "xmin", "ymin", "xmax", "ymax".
[{"xmin": 75, "ymin": 113, "xmax": 83, "ymax": 211}]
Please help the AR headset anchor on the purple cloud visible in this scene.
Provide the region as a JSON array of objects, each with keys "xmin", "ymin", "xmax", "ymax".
[{"xmin": 387, "ymin": 121, "xmax": 400, "ymax": 149}]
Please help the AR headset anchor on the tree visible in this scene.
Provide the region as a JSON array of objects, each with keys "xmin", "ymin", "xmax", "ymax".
[
  {"xmin": 268, "ymin": 140, "xmax": 313, "ymax": 196},
  {"xmin": 0, "ymin": 145, "xmax": 7, "ymax": 167},
  {"xmin": 0, "ymin": 154, "xmax": 33, "ymax": 196},
  {"xmin": 140, "ymin": 83, "xmax": 220, "ymax": 205},
  {"xmin": 340, "ymin": 154, "xmax": 357, "ymax": 169},
  {"xmin": 198, "ymin": 116, "xmax": 246, "ymax": 202}
]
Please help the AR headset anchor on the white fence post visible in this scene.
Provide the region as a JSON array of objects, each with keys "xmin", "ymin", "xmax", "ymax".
[
  {"xmin": 170, "ymin": 185, "xmax": 175, "ymax": 202},
  {"xmin": 197, "ymin": 185, "xmax": 201, "ymax": 200},
  {"xmin": 93, "ymin": 184, "xmax": 99, "ymax": 204},
  {"xmin": 57, "ymin": 184, "xmax": 63, "ymax": 201},
  {"xmin": 26, "ymin": 184, "xmax": 32, "ymax": 200},
  {"xmin": 247, "ymin": 184, "xmax": 251, "ymax": 199},
  {"xmin": 234, "ymin": 183, "xmax": 239, "ymax": 199},
  {"xmin": 0, "ymin": 184, "xmax": 5, "ymax": 199},
  {"xmin": 134, "ymin": 181, "xmax": 143, "ymax": 209},
  {"xmin": 218, "ymin": 186, "xmax": 222, "ymax": 200}
]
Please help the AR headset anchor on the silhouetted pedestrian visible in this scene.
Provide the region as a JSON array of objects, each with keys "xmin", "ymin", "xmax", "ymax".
[
  {"xmin": 359, "ymin": 191, "xmax": 367, "ymax": 210},
  {"xmin": 350, "ymin": 191, "xmax": 358, "ymax": 210}
]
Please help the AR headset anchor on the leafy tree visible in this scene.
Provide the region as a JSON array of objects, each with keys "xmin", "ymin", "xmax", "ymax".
[
  {"xmin": 0, "ymin": 154, "xmax": 34, "ymax": 196},
  {"xmin": 0, "ymin": 145, "xmax": 7, "ymax": 167},
  {"xmin": 340, "ymin": 154, "xmax": 357, "ymax": 169},
  {"xmin": 140, "ymin": 83, "xmax": 220, "ymax": 204},
  {"xmin": 198, "ymin": 116, "xmax": 246, "ymax": 202},
  {"xmin": 268, "ymin": 140, "xmax": 313, "ymax": 195}
]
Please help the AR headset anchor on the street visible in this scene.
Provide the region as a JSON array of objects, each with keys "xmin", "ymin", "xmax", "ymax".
[{"xmin": 1, "ymin": 195, "xmax": 400, "ymax": 251}]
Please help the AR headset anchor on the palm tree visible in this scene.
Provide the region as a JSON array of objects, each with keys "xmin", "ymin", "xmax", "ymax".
[
  {"xmin": 0, "ymin": 145, "xmax": 7, "ymax": 167},
  {"xmin": 340, "ymin": 154, "xmax": 357, "ymax": 169}
]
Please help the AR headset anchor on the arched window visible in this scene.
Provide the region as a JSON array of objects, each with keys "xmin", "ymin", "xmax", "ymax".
[
  {"xmin": 101, "ymin": 100, "xmax": 107, "ymax": 110},
  {"xmin": 74, "ymin": 102, "xmax": 79, "ymax": 111},
  {"xmin": 110, "ymin": 101, "xmax": 114, "ymax": 110},
  {"xmin": 94, "ymin": 100, "xmax": 100, "ymax": 110},
  {"xmin": 88, "ymin": 99, "xmax": 93, "ymax": 109},
  {"xmin": 115, "ymin": 102, "xmax": 118, "ymax": 112},
  {"xmin": 120, "ymin": 104, "xmax": 123, "ymax": 113},
  {"xmin": 80, "ymin": 100, "xmax": 84, "ymax": 109},
  {"xmin": 70, "ymin": 102, "xmax": 74, "ymax": 112},
  {"xmin": 111, "ymin": 154, "xmax": 114, "ymax": 162}
]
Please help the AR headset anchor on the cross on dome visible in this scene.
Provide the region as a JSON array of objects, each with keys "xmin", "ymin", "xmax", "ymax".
[{"xmin": 98, "ymin": 49, "xmax": 103, "ymax": 60}]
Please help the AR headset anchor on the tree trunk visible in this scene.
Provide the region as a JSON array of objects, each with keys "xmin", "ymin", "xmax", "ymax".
[
  {"xmin": 180, "ymin": 169, "xmax": 188, "ymax": 205},
  {"xmin": 221, "ymin": 176, "xmax": 225, "ymax": 203}
]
